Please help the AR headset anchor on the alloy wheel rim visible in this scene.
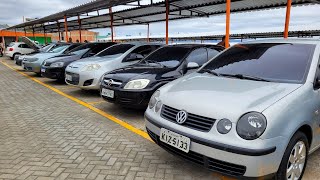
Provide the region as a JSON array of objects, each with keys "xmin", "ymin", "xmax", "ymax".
[{"xmin": 286, "ymin": 141, "xmax": 306, "ymax": 180}]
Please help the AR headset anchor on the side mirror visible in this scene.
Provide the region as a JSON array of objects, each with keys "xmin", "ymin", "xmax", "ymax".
[{"xmin": 187, "ymin": 62, "xmax": 200, "ymax": 70}]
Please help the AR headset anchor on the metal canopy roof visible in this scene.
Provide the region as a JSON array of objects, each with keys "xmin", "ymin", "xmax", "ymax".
[{"xmin": 7, "ymin": 0, "xmax": 320, "ymax": 33}]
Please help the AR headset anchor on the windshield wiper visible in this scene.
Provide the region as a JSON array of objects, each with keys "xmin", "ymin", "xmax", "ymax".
[
  {"xmin": 144, "ymin": 60, "xmax": 168, "ymax": 68},
  {"xmin": 220, "ymin": 74, "xmax": 270, "ymax": 82},
  {"xmin": 198, "ymin": 69, "xmax": 220, "ymax": 77}
]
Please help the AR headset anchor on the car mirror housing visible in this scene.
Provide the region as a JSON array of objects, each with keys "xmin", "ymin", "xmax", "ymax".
[{"xmin": 187, "ymin": 62, "xmax": 200, "ymax": 69}]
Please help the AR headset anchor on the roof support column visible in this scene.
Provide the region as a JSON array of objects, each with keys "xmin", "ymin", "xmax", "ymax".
[
  {"xmin": 43, "ymin": 26, "xmax": 47, "ymax": 44},
  {"xmin": 147, "ymin": 23, "xmax": 150, "ymax": 42},
  {"xmin": 225, "ymin": 0, "xmax": 230, "ymax": 48},
  {"xmin": 78, "ymin": 15, "xmax": 82, "ymax": 42},
  {"xmin": 32, "ymin": 27, "xmax": 35, "ymax": 41},
  {"xmin": 15, "ymin": 28, "xmax": 18, "ymax": 42},
  {"xmin": 64, "ymin": 15, "xmax": 69, "ymax": 42},
  {"xmin": 284, "ymin": 0, "xmax": 292, "ymax": 38},
  {"xmin": 165, "ymin": 0, "xmax": 169, "ymax": 44},
  {"xmin": 109, "ymin": 8, "xmax": 114, "ymax": 42}
]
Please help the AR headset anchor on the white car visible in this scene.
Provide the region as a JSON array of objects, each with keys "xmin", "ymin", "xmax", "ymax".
[
  {"xmin": 65, "ymin": 42, "xmax": 162, "ymax": 90},
  {"xmin": 5, "ymin": 42, "xmax": 39, "ymax": 59}
]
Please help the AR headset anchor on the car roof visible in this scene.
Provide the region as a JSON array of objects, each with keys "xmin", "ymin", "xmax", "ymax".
[
  {"xmin": 120, "ymin": 42, "xmax": 164, "ymax": 46},
  {"xmin": 167, "ymin": 43, "xmax": 225, "ymax": 50},
  {"xmin": 241, "ymin": 38, "xmax": 320, "ymax": 45}
]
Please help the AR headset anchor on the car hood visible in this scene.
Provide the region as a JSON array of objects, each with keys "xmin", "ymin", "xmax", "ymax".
[
  {"xmin": 68, "ymin": 56, "xmax": 119, "ymax": 68},
  {"xmin": 160, "ymin": 73, "xmax": 302, "ymax": 122},
  {"xmin": 45, "ymin": 54, "xmax": 81, "ymax": 64},
  {"xmin": 106, "ymin": 64, "xmax": 174, "ymax": 82},
  {"xmin": 21, "ymin": 36, "xmax": 41, "ymax": 51}
]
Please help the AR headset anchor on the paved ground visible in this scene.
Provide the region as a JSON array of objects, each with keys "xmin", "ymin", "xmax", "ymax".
[{"xmin": 0, "ymin": 56, "xmax": 319, "ymax": 180}]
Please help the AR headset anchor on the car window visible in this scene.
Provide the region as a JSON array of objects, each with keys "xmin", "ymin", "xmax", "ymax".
[
  {"xmin": 8, "ymin": 42, "xmax": 15, "ymax": 47},
  {"xmin": 91, "ymin": 44, "xmax": 114, "ymax": 54},
  {"xmin": 141, "ymin": 46, "xmax": 191, "ymax": 68},
  {"xmin": 49, "ymin": 45, "xmax": 69, "ymax": 53},
  {"xmin": 202, "ymin": 43, "xmax": 316, "ymax": 84},
  {"xmin": 96, "ymin": 44, "xmax": 134, "ymax": 57},
  {"xmin": 124, "ymin": 45, "xmax": 155, "ymax": 62},
  {"xmin": 186, "ymin": 48, "xmax": 208, "ymax": 66},
  {"xmin": 207, "ymin": 48, "xmax": 220, "ymax": 60},
  {"xmin": 63, "ymin": 44, "xmax": 81, "ymax": 54}
]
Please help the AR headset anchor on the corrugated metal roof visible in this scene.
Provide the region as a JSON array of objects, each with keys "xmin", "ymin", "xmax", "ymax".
[{"xmin": 7, "ymin": 0, "xmax": 320, "ymax": 33}]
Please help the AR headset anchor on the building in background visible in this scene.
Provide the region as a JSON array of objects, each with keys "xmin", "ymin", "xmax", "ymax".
[{"xmin": 50, "ymin": 30, "xmax": 98, "ymax": 42}]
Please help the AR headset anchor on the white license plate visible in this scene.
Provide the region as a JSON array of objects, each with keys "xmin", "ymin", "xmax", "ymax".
[
  {"xmin": 101, "ymin": 88, "xmax": 114, "ymax": 98},
  {"xmin": 160, "ymin": 128, "xmax": 190, "ymax": 153},
  {"xmin": 66, "ymin": 74, "xmax": 72, "ymax": 81},
  {"xmin": 41, "ymin": 68, "xmax": 46, "ymax": 73}
]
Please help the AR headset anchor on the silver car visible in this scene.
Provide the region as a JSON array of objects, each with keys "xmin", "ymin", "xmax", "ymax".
[
  {"xmin": 145, "ymin": 39, "xmax": 320, "ymax": 179},
  {"xmin": 22, "ymin": 44, "xmax": 80, "ymax": 74},
  {"xmin": 65, "ymin": 42, "xmax": 162, "ymax": 90}
]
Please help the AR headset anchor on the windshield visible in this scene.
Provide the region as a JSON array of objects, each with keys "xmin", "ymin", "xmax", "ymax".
[
  {"xmin": 41, "ymin": 44, "xmax": 53, "ymax": 52},
  {"xmin": 201, "ymin": 43, "xmax": 315, "ymax": 84},
  {"xmin": 96, "ymin": 44, "xmax": 134, "ymax": 57},
  {"xmin": 141, "ymin": 46, "xmax": 191, "ymax": 68},
  {"xmin": 49, "ymin": 45, "xmax": 68, "ymax": 53}
]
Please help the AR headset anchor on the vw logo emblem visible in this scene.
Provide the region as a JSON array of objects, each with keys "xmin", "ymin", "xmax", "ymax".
[
  {"xmin": 107, "ymin": 79, "xmax": 114, "ymax": 86},
  {"xmin": 176, "ymin": 110, "xmax": 188, "ymax": 124}
]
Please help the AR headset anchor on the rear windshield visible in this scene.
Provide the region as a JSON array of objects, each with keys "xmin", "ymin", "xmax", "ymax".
[
  {"xmin": 141, "ymin": 46, "xmax": 191, "ymax": 68},
  {"xmin": 202, "ymin": 43, "xmax": 315, "ymax": 84},
  {"xmin": 96, "ymin": 44, "xmax": 134, "ymax": 57}
]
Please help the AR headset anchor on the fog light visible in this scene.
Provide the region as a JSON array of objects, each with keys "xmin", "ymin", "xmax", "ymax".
[
  {"xmin": 155, "ymin": 100, "xmax": 162, "ymax": 112},
  {"xmin": 217, "ymin": 119, "xmax": 232, "ymax": 134},
  {"xmin": 83, "ymin": 79, "xmax": 94, "ymax": 86}
]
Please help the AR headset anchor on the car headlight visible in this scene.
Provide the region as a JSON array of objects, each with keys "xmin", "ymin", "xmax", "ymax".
[
  {"xmin": 217, "ymin": 119, "xmax": 232, "ymax": 134},
  {"xmin": 50, "ymin": 62, "xmax": 64, "ymax": 68},
  {"xmin": 149, "ymin": 90, "xmax": 160, "ymax": 109},
  {"xmin": 236, "ymin": 112, "xmax": 267, "ymax": 140},
  {"xmin": 81, "ymin": 64, "xmax": 101, "ymax": 71},
  {"xmin": 124, "ymin": 79, "xmax": 150, "ymax": 90},
  {"xmin": 155, "ymin": 100, "xmax": 162, "ymax": 112}
]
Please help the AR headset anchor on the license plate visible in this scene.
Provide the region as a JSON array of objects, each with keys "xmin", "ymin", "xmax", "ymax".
[
  {"xmin": 160, "ymin": 128, "xmax": 190, "ymax": 153},
  {"xmin": 101, "ymin": 88, "xmax": 114, "ymax": 98},
  {"xmin": 41, "ymin": 68, "xmax": 46, "ymax": 73},
  {"xmin": 66, "ymin": 74, "xmax": 72, "ymax": 81}
]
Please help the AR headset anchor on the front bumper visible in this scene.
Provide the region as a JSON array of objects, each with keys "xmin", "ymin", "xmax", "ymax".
[
  {"xmin": 100, "ymin": 85, "xmax": 154, "ymax": 108},
  {"xmin": 41, "ymin": 66, "xmax": 65, "ymax": 80},
  {"xmin": 15, "ymin": 58, "xmax": 23, "ymax": 66},
  {"xmin": 23, "ymin": 61, "xmax": 41, "ymax": 73},
  {"xmin": 65, "ymin": 68, "xmax": 103, "ymax": 90},
  {"xmin": 145, "ymin": 112, "xmax": 284, "ymax": 178}
]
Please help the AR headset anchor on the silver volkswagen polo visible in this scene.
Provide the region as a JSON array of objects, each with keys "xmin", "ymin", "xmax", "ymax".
[{"xmin": 145, "ymin": 39, "xmax": 320, "ymax": 179}]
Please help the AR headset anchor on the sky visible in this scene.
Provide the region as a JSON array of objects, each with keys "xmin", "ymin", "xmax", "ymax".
[{"xmin": 0, "ymin": 0, "xmax": 320, "ymax": 37}]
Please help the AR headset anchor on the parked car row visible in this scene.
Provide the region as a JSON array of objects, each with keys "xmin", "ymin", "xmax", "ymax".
[{"xmin": 10, "ymin": 37, "xmax": 320, "ymax": 180}]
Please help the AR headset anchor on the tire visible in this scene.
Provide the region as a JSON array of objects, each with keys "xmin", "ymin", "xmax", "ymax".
[
  {"xmin": 276, "ymin": 131, "xmax": 309, "ymax": 180},
  {"xmin": 12, "ymin": 53, "xmax": 20, "ymax": 60}
]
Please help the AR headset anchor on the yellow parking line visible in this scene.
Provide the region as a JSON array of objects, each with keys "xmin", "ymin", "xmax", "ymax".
[
  {"xmin": 1, "ymin": 61, "xmax": 152, "ymax": 142},
  {"xmin": 88, "ymin": 100, "xmax": 106, "ymax": 105}
]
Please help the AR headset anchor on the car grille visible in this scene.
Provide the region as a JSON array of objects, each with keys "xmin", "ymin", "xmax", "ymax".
[
  {"xmin": 146, "ymin": 128, "xmax": 246, "ymax": 177},
  {"xmin": 65, "ymin": 72, "xmax": 79, "ymax": 85},
  {"xmin": 103, "ymin": 78, "xmax": 123, "ymax": 88},
  {"xmin": 161, "ymin": 105, "xmax": 216, "ymax": 132}
]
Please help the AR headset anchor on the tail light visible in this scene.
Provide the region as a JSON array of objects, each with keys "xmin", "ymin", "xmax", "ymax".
[{"xmin": 9, "ymin": 48, "xmax": 14, "ymax": 51}]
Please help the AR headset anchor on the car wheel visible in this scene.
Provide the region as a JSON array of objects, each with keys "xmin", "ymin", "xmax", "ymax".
[
  {"xmin": 12, "ymin": 53, "xmax": 20, "ymax": 60},
  {"xmin": 276, "ymin": 131, "xmax": 309, "ymax": 180}
]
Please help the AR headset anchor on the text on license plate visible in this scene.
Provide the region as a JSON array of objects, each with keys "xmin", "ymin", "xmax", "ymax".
[
  {"xmin": 160, "ymin": 128, "xmax": 190, "ymax": 153},
  {"xmin": 66, "ymin": 74, "xmax": 72, "ymax": 81},
  {"xmin": 101, "ymin": 88, "xmax": 114, "ymax": 98}
]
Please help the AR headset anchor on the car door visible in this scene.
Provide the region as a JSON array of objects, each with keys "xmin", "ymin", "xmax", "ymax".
[
  {"xmin": 184, "ymin": 47, "xmax": 208, "ymax": 75},
  {"xmin": 19, "ymin": 43, "xmax": 34, "ymax": 54}
]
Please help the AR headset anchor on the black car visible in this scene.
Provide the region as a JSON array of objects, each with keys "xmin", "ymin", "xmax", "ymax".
[
  {"xmin": 100, "ymin": 44, "xmax": 224, "ymax": 108},
  {"xmin": 41, "ymin": 42, "xmax": 116, "ymax": 81}
]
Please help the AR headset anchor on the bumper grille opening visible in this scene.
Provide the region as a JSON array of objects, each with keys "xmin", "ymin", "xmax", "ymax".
[
  {"xmin": 83, "ymin": 79, "xmax": 94, "ymax": 86},
  {"xmin": 161, "ymin": 105, "xmax": 216, "ymax": 132},
  {"xmin": 146, "ymin": 128, "xmax": 246, "ymax": 177}
]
